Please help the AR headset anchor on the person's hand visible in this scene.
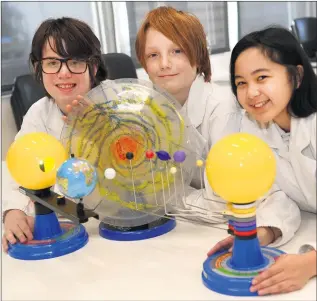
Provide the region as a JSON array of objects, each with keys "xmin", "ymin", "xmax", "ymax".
[
  {"xmin": 207, "ymin": 235, "xmax": 234, "ymax": 256},
  {"xmin": 62, "ymin": 95, "xmax": 92, "ymax": 123},
  {"xmin": 207, "ymin": 227, "xmax": 276, "ymax": 256},
  {"xmin": 2, "ymin": 210, "xmax": 34, "ymax": 253},
  {"xmin": 250, "ymin": 251, "xmax": 317, "ymax": 295}
]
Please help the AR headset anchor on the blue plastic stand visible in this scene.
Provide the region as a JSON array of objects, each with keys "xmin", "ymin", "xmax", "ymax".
[
  {"xmin": 8, "ymin": 202, "xmax": 89, "ymax": 260},
  {"xmin": 231, "ymin": 236, "xmax": 266, "ymax": 269},
  {"xmin": 33, "ymin": 211, "xmax": 63, "ymax": 239},
  {"xmin": 99, "ymin": 217, "xmax": 176, "ymax": 241},
  {"xmin": 202, "ymin": 236, "xmax": 285, "ymax": 296}
]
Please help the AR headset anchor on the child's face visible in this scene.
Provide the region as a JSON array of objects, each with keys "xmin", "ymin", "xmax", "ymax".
[
  {"xmin": 144, "ymin": 27, "xmax": 197, "ymax": 103},
  {"xmin": 41, "ymin": 39, "xmax": 92, "ymax": 113},
  {"xmin": 234, "ymin": 47, "xmax": 293, "ymax": 127}
]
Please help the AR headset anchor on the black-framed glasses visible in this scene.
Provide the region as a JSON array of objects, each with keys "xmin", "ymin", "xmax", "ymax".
[{"xmin": 41, "ymin": 57, "xmax": 89, "ymax": 74}]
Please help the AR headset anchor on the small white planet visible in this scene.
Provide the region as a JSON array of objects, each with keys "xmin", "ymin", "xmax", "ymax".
[
  {"xmin": 104, "ymin": 168, "xmax": 116, "ymax": 180},
  {"xmin": 170, "ymin": 167, "xmax": 177, "ymax": 174}
]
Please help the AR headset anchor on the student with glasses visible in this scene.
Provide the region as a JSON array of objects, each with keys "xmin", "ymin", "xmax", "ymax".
[
  {"xmin": 41, "ymin": 57, "xmax": 90, "ymax": 75},
  {"xmin": 2, "ymin": 17, "xmax": 107, "ymax": 252}
]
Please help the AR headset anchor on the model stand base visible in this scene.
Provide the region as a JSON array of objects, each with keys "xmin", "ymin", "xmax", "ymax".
[{"xmin": 99, "ymin": 216, "xmax": 176, "ymax": 241}]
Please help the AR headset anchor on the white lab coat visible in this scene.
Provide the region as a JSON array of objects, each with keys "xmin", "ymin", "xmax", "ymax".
[
  {"xmin": 181, "ymin": 75, "xmax": 240, "ymax": 194},
  {"xmin": 241, "ymin": 111, "xmax": 316, "ymax": 247},
  {"xmin": 181, "ymin": 75, "xmax": 240, "ymax": 157},
  {"xmin": 190, "ymin": 110, "xmax": 316, "ymax": 247},
  {"xmin": 3, "ymin": 96, "xmax": 64, "ymax": 217}
]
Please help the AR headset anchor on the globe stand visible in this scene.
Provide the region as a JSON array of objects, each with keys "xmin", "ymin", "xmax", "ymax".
[
  {"xmin": 201, "ymin": 202, "xmax": 285, "ymax": 296},
  {"xmin": 99, "ymin": 215, "xmax": 176, "ymax": 241},
  {"xmin": 8, "ymin": 188, "xmax": 91, "ymax": 260}
]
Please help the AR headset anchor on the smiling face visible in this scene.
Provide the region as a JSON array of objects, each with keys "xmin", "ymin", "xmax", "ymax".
[
  {"xmin": 234, "ymin": 47, "xmax": 294, "ymax": 130},
  {"xmin": 41, "ymin": 38, "xmax": 93, "ymax": 113},
  {"xmin": 144, "ymin": 28, "xmax": 197, "ymax": 105}
]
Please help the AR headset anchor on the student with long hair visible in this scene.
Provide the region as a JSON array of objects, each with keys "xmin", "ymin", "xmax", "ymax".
[{"xmin": 207, "ymin": 27, "xmax": 317, "ymax": 295}]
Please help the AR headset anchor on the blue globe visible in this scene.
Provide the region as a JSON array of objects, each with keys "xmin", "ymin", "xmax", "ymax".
[{"xmin": 56, "ymin": 158, "xmax": 97, "ymax": 199}]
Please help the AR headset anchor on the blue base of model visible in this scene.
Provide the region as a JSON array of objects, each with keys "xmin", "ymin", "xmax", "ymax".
[
  {"xmin": 33, "ymin": 211, "xmax": 63, "ymax": 240},
  {"xmin": 99, "ymin": 218, "xmax": 176, "ymax": 241},
  {"xmin": 202, "ymin": 246, "xmax": 285, "ymax": 296},
  {"xmin": 8, "ymin": 213, "xmax": 89, "ymax": 260}
]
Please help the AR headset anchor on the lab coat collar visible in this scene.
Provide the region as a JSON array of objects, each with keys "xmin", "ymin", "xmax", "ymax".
[
  {"xmin": 185, "ymin": 75, "xmax": 208, "ymax": 128},
  {"xmin": 290, "ymin": 115, "xmax": 312, "ymax": 153},
  {"xmin": 240, "ymin": 111, "xmax": 280, "ymax": 149},
  {"xmin": 241, "ymin": 111, "xmax": 311, "ymax": 152},
  {"xmin": 45, "ymin": 98, "xmax": 65, "ymax": 140}
]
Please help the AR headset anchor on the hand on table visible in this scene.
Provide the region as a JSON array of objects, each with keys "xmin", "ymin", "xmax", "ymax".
[
  {"xmin": 2, "ymin": 209, "xmax": 34, "ymax": 252},
  {"xmin": 250, "ymin": 251, "xmax": 317, "ymax": 295},
  {"xmin": 207, "ymin": 227, "xmax": 275, "ymax": 256}
]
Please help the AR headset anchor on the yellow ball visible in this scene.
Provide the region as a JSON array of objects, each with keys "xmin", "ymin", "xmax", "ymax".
[
  {"xmin": 196, "ymin": 160, "xmax": 204, "ymax": 167},
  {"xmin": 170, "ymin": 167, "xmax": 177, "ymax": 174},
  {"xmin": 206, "ymin": 133, "xmax": 276, "ymax": 204},
  {"xmin": 6, "ymin": 132, "xmax": 67, "ymax": 190}
]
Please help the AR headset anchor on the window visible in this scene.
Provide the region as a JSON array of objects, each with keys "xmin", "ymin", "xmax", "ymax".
[
  {"xmin": 238, "ymin": 1, "xmax": 317, "ymax": 38},
  {"xmin": 113, "ymin": 1, "xmax": 230, "ymax": 68},
  {"xmin": 238, "ymin": 2, "xmax": 290, "ymax": 38},
  {"xmin": 1, "ymin": 1, "xmax": 97, "ymax": 92},
  {"xmin": 1, "ymin": 1, "xmax": 230, "ymax": 91}
]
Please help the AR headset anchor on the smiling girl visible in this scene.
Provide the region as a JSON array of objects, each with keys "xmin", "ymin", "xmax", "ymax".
[{"xmin": 207, "ymin": 26, "xmax": 317, "ymax": 295}]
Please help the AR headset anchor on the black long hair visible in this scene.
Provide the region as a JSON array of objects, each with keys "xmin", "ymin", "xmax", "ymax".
[{"xmin": 230, "ymin": 26, "xmax": 317, "ymax": 118}]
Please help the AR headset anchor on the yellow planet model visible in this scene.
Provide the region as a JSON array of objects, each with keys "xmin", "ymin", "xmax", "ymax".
[
  {"xmin": 6, "ymin": 132, "xmax": 67, "ymax": 190},
  {"xmin": 205, "ymin": 132, "xmax": 276, "ymax": 204}
]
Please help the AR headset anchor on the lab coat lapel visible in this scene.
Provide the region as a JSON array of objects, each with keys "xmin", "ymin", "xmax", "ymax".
[
  {"xmin": 186, "ymin": 75, "xmax": 207, "ymax": 129},
  {"xmin": 45, "ymin": 101, "xmax": 65, "ymax": 140},
  {"xmin": 289, "ymin": 117, "xmax": 316, "ymax": 203},
  {"xmin": 290, "ymin": 117, "xmax": 311, "ymax": 154},
  {"xmin": 240, "ymin": 111, "xmax": 284, "ymax": 151}
]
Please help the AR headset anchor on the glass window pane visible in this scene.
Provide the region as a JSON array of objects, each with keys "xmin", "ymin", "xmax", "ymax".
[
  {"xmin": 238, "ymin": 2, "xmax": 316, "ymax": 39},
  {"xmin": 1, "ymin": 1, "xmax": 97, "ymax": 89},
  {"xmin": 238, "ymin": 2, "xmax": 289, "ymax": 38},
  {"xmin": 113, "ymin": 1, "xmax": 229, "ymax": 68}
]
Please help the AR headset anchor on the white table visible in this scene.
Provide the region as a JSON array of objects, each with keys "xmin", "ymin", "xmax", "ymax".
[
  {"xmin": 2, "ymin": 214, "xmax": 316, "ymax": 300},
  {"xmin": 1, "ymin": 163, "xmax": 316, "ymax": 300}
]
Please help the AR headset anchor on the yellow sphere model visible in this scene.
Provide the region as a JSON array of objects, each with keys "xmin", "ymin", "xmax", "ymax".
[
  {"xmin": 206, "ymin": 133, "xmax": 276, "ymax": 204},
  {"xmin": 6, "ymin": 132, "xmax": 67, "ymax": 190}
]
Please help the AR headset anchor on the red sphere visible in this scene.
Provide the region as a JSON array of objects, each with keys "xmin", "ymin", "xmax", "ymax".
[{"xmin": 145, "ymin": 150, "xmax": 155, "ymax": 159}]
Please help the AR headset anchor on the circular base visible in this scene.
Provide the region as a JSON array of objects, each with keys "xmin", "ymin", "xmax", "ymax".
[
  {"xmin": 99, "ymin": 217, "xmax": 176, "ymax": 241},
  {"xmin": 8, "ymin": 222, "xmax": 88, "ymax": 260},
  {"xmin": 202, "ymin": 246, "xmax": 285, "ymax": 296}
]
